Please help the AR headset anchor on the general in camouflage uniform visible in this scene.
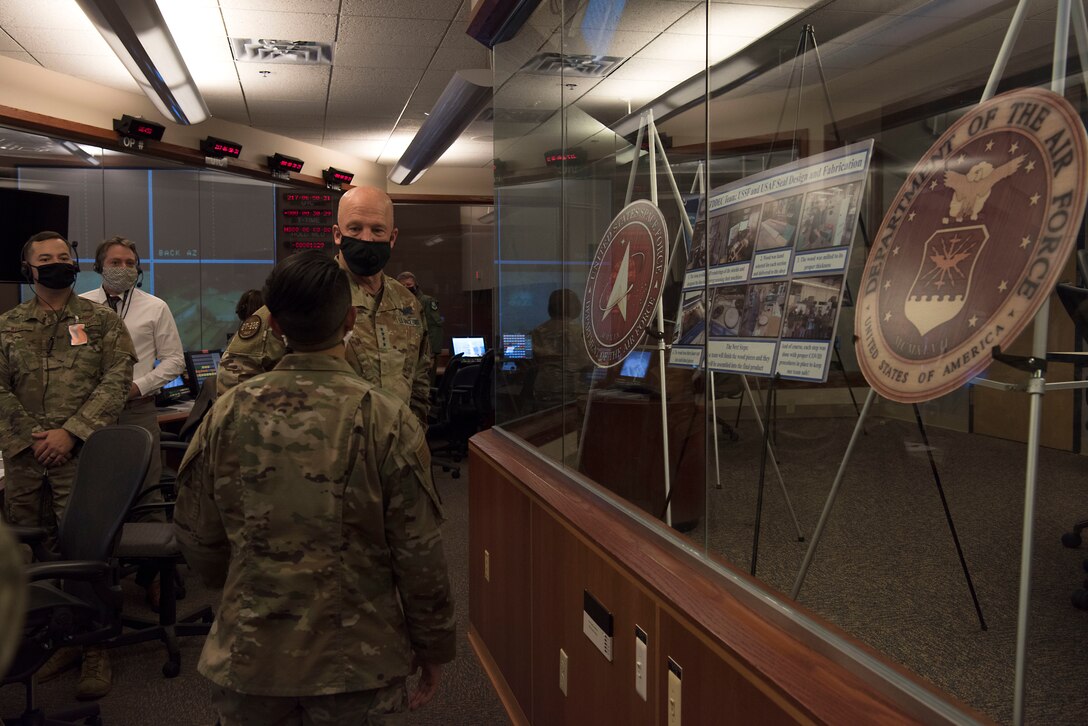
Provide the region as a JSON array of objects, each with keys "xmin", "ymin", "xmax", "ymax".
[
  {"xmin": 217, "ymin": 186, "xmax": 431, "ymax": 424},
  {"xmin": 0, "ymin": 233, "xmax": 135, "ymax": 536},
  {"xmin": 175, "ymin": 251, "xmax": 454, "ymax": 725}
]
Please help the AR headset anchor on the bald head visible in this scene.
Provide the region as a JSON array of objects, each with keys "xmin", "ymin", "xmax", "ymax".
[{"xmin": 333, "ymin": 185, "xmax": 399, "ymax": 280}]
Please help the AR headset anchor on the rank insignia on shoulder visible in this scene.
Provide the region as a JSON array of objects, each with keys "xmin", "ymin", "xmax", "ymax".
[
  {"xmin": 237, "ymin": 314, "xmax": 262, "ymax": 340},
  {"xmin": 430, "ymin": 300, "xmax": 439, "ymax": 310}
]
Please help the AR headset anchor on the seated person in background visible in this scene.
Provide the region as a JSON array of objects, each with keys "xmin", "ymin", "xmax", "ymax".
[
  {"xmin": 174, "ymin": 252, "xmax": 455, "ymax": 725},
  {"xmin": 234, "ymin": 288, "xmax": 263, "ymax": 324},
  {"xmin": 530, "ymin": 288, "xmax": 591, "ymax": 406}
]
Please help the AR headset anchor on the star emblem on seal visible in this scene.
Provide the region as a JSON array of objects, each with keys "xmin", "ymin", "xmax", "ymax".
[
  {"xmin": 583, "ymin": 200, "xmax": 668, "ymax": 367},
  {"xmin": 856, "ymin": 87, "xmax": 1088, "ymax": 403}
]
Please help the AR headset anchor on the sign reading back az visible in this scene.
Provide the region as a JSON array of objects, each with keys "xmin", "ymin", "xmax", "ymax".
[
  {"xmin": 856, "ymin": 88, "xmax": 1088, "ymax": 403},
  {"xmin": 583, "ymin": 199, "xmax": 668, "ymax": 368}
]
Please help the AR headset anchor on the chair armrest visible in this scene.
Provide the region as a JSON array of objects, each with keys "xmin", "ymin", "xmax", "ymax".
[
  {"xmin": 10, "ymin": 525, "xmax": 49, "ymax": 544},
  {"xmin": 160, "ymin": 441, "xmax": 191, "ymax": 452},
  {"xmin": 160, "ymin": 431, "xmax": 181, "ymax": 443},
  {"xmin": 128, "ymin": 502, "xmax": 176, "ymax": 520},
  {"xmin": 26, "ymin": 560, "xmax": 111, "ymax": 583}
]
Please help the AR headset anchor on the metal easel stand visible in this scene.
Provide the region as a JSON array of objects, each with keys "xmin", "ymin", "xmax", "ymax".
[
  {"xmin": 788, "ymin": 22, "xmax": 988, "ymax": 627},
  {"xmin": 624, "ymin": 109, "xmax": 691, "ymax": 528}
]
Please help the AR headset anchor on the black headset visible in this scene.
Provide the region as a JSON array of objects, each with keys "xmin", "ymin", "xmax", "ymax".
[
  {"xmin": 21, "ymin": 232, "xmax": 77, "ymax": 283},
  {"xmin": 93, "ymin": 236, "xmax": 143, "ymax": 288}
]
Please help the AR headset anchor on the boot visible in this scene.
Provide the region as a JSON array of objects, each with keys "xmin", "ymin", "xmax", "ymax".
[
  {"xmin": 76, "ymin": 646, "xmax": 112, "ymax": 700},
  {"xmin": 35, "ymin": 646, "xmax": 81, "ymax": 682}
]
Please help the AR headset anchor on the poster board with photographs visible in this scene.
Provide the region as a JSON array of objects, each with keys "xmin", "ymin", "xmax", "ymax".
[{"xmin": 670, "ymin": 140, "xmax": 874, "ymax": 382}]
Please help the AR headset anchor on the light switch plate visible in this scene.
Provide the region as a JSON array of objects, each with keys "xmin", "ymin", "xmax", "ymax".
[
  {"xmin": 559, "ymin": 648, "xmax": 568, "ymax": 696},
  {"xmin": 635, "ymin": 626, "xmax": 648, "ymax": 701},
  {"xmin": 667, "ymin": 657, "xmax": 682, "ymax": 726}
]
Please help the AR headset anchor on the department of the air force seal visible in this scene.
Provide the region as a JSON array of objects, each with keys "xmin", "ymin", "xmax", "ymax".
[
  {"xmin": 583, "ymin": 199, "xmax": 668, "ymax": 367},
  {"xmin": 856, "ymin": 87, "xmax": 1088, "ymax": 403}
]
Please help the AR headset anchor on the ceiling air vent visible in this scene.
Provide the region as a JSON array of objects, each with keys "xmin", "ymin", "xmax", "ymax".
[
  {"xmin": 230, "ymin": 38, "xmax": 333, "ymax": 65},
  {"xmin": 520, "ymin": 52, "xmax": 623, "ymax": 78}
]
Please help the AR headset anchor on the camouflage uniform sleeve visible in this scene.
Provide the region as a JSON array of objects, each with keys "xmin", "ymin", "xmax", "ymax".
[
  {"xmin": 174, "ymin": 412, "xmax": 230, "ymax": 587},
  {"xmin": 62, "ymin": 313, "xmax": 136, "ymax": 442},
  {"xmin": 0, "ymin": 329, "xmax": 40, "ymax": 456},
  {"xmin": 217, "ymin": 322, "xmax": 285, "ymax": 396},
  {"xmin": 409, "ymin": 308, "xmax": 432, "ymax": 425},
  {"xmin": 377, "ymin": 404, "xmax": 455, "ymax": 664}
]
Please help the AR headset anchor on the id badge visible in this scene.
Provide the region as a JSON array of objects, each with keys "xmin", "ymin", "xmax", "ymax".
[{"xmin": 69, "ymin": 323, "xmax": 88, "ymax": 346}]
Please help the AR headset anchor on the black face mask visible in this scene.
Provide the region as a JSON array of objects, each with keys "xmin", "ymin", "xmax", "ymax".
[
  {"xmin": 32, "ymin": 262, "xmax": 78, "ymax": 290},
  {"xmin": 339, "ymin": 235, "xmax": 391, "ymax": 276}
]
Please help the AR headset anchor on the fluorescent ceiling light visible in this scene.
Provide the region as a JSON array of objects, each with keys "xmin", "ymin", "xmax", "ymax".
[
  {"xmin": 389, "ymin": 69, "xmax": 492, "ymax": 185},
  {"xmin": 58, "ymin": 140, "xmax": 102, "ymax": 166},
  {"xmin": 75, "ymin": 0, "xmax": 210, "ymax": 125}
]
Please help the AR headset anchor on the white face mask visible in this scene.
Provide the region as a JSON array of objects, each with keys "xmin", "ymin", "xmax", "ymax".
[{"xmin": 102, "ymin": 266, "xmax": 138, "ymax": 292}]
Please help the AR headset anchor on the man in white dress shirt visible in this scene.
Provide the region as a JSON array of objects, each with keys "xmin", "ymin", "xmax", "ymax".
[{"xmin": 82, "ymin": 236, "xmax": 185, "ymax": 492}]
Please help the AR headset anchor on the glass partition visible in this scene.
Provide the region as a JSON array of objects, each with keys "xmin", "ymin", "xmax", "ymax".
[{"xmin": 492, "ymin": 0, "xmax": 1088, "ymax": 722}]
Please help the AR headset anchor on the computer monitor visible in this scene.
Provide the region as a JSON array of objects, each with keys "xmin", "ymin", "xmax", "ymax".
[
  {"xmin": 501, "ymin": 333, "xmax": 532, "ymax": 360},
  {"xmin": 452, "ymin": 336, "xmax": 486, "ymax": 358},
  {"xmin": 184, "ymin": 349, "xmax": 222, "ymax": 396},
  {"xmin": 156, "ymin": 371, "xmax": 190, "ymax": 406},
  {"xmin": 619, "ymin": 350, "xmax": 652, "ymax": 380}
]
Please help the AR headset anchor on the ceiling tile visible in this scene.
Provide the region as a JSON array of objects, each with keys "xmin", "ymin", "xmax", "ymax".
[
  {"xmin": 0, "ymin": 0, "xmax": 99, "ymax": 30},
  {"xmin": 239, "ymin": 64, "xmax": 331, "ymax": 102},
  {"xmin": 0, "ymin": 49, "xmax": 32, "ymax": 62},
  {"xmin": 436, "ymin": 21, "xmax": 486, "ymax": 51},
  {"xmin": 31, "ymin": 52, "xmax": 138, "ymax": 92},
  {"xmin": 579, "ymin": 1, "xmax": 696, "ymax": 34},
  {"xmin": 7, "ymin": 26, "xmax": 114, "ymax": 55},
  {"xmin": 326, "ymin": 87, "xmax": 412, "ymax": 117},
  {"xmin": 248, "ymin": 98, "xmax": 328, "ymax": 117},
  {"xmin": 338, "ymin": 16, "xmax": 448, "ymax": 46},
  {"xmin": 342, "ymin": 0, "xmax": 462, "ymax": 20},
  {"xmin": 330, "ymin": 64, "xmax": 425, "ymax": 90},
  {"xmin": 221, "ymin": 9, "xmax": 338, "ymax": 43},
  {"xmin": 335, "ymin": 42, "xmax": 433, "ymax": 69},
  {"xmin": 219, "ymin": 0, "xmax": 340, "ymax": 11},
  {"xmin": 0, "ymin": 29, "xmax": 19, "ymax": 51},
  {"xmin": 428, "ymin": 44, "xmax": 490, "ymax": 71},
  {"xmin": 247, "ymin": 111, "xmax": 329, "ymax": 127}
]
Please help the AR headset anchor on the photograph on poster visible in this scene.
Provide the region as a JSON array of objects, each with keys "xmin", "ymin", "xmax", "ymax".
[
  {"xmin": 673, "ymin": 140, "xmax": 872, "ymax": 381},
  {"xmin": 796, "ymin": 182, "xmax": 860, "ymax": 251},
  {"xmin": 709, "ymin": 285, "xmax": 748, "ymax": 336},
  {"xmin": 740, "ymin": 282, "xmax": 787, "ymax": 337},
  {"xmin": 676, "ymin": 290, "xmax": 707, "ymax": 345},
  {"xmin": 686, "ymin": 217, "xmax": 707, "ymax": 271},
  {"xmin": 723, "ymin": 205, "xmax": 760, "ymax": 263},
  {"xmin": 783, "ymin": 275, "xmax": 843, "ymax": 340},
  {"xmin": 756, "ymin": 194, "xmax": 802, "ymax": 250}
]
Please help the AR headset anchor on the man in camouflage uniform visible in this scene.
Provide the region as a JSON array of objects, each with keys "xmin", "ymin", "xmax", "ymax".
[
  {"xmin": 174, "ymin": 251, "xmax": 454, "ymax": 725},
  {"xmin": 0, "ymin": 231, "xmax": 135, "ymax": 700},
  {"xmin": 0, "ymin": 231, "xmax": 135, "ymax": 536},
  {"xmin": 396, "ymin": 271, "xmax": 444, "ymax": 359},
  {"xmin": 217, "ymin": 185, "xmax": 431, "ymax": 424}
]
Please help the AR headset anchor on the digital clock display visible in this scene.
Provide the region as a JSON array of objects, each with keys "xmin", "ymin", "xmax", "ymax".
[
  {"xmin": 277, "ymin": 189, "xmax": 336, "ymax": 262},
  {"xmin": 201, "ymin": 136, "xmax": 242, "ymax": 159},
  {"xmin": 323, "ymin": 167, "xmax": 354, "ymax": 185},
  {"xmin": 270, "ymin": 153, "xmax": 305, "ymax": 174}
]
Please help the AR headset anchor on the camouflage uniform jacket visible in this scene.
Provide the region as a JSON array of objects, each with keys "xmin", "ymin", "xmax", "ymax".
[
  {"xmin": 173, "ymin": 353, "xmax": 455, "ymax": 696},
  {"xmin": 418, "ymin": 293, "xmax": 443, "ymax": 355},
  {"xmin": 216, "ymin": 275, "xmax": 431, "ymax": 423},
  {"xmin": 0, "ymin": 295, "xmax": 135, "ymax": 456},
  {"xmin": 529, "ymin": 318, "xmax": 590, "ymax": 402}
]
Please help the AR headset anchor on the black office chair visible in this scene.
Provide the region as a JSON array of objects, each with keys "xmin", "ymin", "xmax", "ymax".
[
  {"xmin": 155, "ymin": 376, "xmax": 217, "ymax": 499},
  {"xmin": 429, "ymin": 353, "xmax": 464, "ymax": 426},
  {"xmin": 429, "ymin": 350, "xmax": 495, "ymax": 478},
  {"xmin": 112, "ymin": 379, "xmax": 217, "ymax": 678},
  {"xmin": 2, "ymin": 425, "xmax": 152, "ymax": 726}
]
